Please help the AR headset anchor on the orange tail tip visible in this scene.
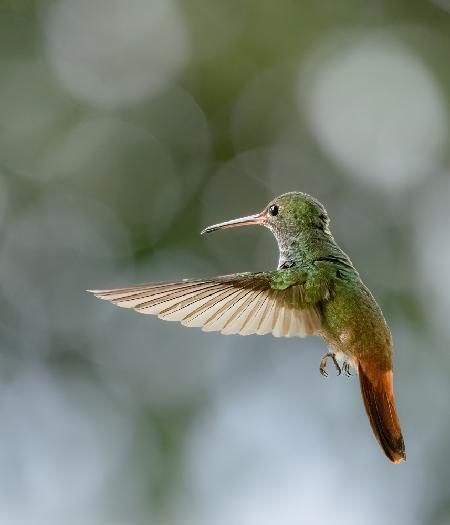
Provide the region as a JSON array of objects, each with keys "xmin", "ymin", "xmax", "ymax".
[{"xmin": 358, "ymin": 363, "xmax": 406, "ymax": 464}]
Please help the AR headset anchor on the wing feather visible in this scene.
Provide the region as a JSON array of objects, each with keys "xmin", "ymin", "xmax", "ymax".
[
  {"xmin": 194, "ymin": 289, "xmax": 251, "ymax": 330},
  {"xmin": 221, "ymin": 289, "xmax": 264, "ymax": 335},
  {"xmin": 181, "ymin": 288, "xmax": 249, "ymax": 327},
  {"xmin": 149, "ymin": 286, "xmax": 235, "ymax": 318},
  {"xmin": 89, "ymin": 273, "xmax": 323, "ymax": 338},
  {"xmin": 237, "ymin": 293, "xmax": 266, "ymax": 335}
]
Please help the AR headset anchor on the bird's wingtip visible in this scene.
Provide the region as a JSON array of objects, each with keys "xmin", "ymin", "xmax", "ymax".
[{"xmin": 86, "ymin": 289, "xmax": 103, "ymax": 296}]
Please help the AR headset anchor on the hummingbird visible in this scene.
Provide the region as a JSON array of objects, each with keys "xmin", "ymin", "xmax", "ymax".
[{"xmin": 89, "ymin": 192, "xmax": 406, "ymax": 463}]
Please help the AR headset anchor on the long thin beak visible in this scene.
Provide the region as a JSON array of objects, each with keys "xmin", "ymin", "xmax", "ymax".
[{"xmin": 201, "ymin": 212, "xmax": 265, "ymax": 235}]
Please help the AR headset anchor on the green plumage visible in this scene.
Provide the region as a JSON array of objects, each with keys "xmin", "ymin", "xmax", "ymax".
[{"xmin": 263, "ymin": 193, "xmax": 393, "ymax": 370}]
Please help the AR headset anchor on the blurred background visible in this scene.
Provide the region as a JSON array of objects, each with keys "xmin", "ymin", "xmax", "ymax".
[{"xmin": 0, "ymin": 0, "xmax": 449, "ymax": 524}]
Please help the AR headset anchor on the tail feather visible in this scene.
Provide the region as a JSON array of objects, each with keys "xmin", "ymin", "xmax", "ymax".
[{"xmin": 358, "ymin": 362, "xmax": 406, "ymax": 464}]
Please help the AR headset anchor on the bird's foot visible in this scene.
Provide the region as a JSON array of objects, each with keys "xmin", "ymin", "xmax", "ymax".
[
  {"xmin": 319, "ymin": 352, "xmax": 341, "ymax": 378},
  {"xmin": 342, "ymin": 361, "xmax": 352, "ymax": 377}
]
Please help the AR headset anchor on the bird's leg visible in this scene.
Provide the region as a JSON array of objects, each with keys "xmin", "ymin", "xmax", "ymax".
[{"xmin": 319, "ymin": 352, "xmax": 341, "ymax": 377}]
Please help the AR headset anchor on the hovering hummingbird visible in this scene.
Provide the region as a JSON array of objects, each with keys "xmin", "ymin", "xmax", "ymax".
[{"xmin": 89, "ymin": 192, "xmax": 405, "ymax": 463}]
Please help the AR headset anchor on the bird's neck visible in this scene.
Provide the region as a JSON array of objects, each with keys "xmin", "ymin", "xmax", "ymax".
[{"xmin": 276, "ymin": 230, "xmax": 352, "ymax": 270}]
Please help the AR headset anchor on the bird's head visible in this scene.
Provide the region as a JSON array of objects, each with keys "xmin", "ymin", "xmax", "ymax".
[{"xmin": 201, "ymin": 192, "xmax": 330, "ymax": 243}]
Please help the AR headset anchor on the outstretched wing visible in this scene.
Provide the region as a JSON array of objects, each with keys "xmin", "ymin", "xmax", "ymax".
[{"xmin": 88, "ymin": 272, "xmax": 323, "ymax": 338}]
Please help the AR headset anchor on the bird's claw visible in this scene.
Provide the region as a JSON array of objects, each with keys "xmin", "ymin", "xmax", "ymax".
[
  {"xmin": 342, "ymin": 361, "xmax": 352, "ymax": 377},
  {"xmin": 319, "ymin": 352, "xmax": 341, "ymax": 378},
  {"xmin": 320, "ymin": 367, "xmax": 328, "ymax": 378}
]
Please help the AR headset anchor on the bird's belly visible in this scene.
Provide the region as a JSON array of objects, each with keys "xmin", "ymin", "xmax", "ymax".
[
  {"xmin": 320, "ymin": 329, "xmax": 356, "ymax": 364},
  {"xmin": 320, "ymin": 282, "xmax": 392, "ymax": 368}
]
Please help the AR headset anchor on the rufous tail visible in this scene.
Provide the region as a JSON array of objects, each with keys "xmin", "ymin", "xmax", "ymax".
[{"xmin": 358, "ymin": 362, "xmax": 406, "ymax": 464}]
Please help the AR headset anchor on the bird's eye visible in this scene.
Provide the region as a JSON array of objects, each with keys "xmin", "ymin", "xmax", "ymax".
[{"xmin": 268, "ymin": 205, "xmax": 279, "ymax": 216}]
